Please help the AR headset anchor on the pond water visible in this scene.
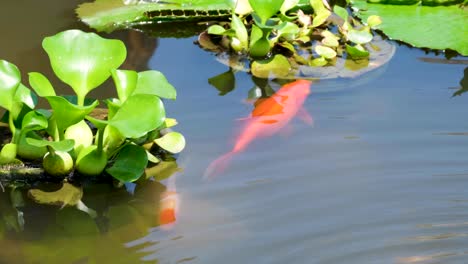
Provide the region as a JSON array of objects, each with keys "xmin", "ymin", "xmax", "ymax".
[{"xmin": 1, "ymin": 1, "xmax": 468, "ymax": 264}]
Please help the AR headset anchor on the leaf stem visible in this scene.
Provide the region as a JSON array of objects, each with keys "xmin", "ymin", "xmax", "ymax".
[{"xmin": 96, "ymin": 126, "xmax": 105, "ymax": 155}]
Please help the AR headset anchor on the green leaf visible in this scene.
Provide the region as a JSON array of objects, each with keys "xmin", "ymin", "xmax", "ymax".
[
  {"xmin": 249, "ymin": 0, "xmax": 285, "ymax": 24},
  {"xmin": 315, "ymin": 45, "xmax": 337, "ymax": 59},
  {"xmin": 45, "ymin": 96, "xmax": 99, "ymax": 132},
  {"xmin": 333, "ymin": 5, "xmax": 349, "ymax": 22},
  {"xmin": 42, "ymin": 30, "xmax": 127, "ymax": 104},
  {"xmin": 346, "ymin": 44, "xmax": 370, "ymax": 58},
  {"xmin": 310, "ymin": 0, "xmax": 331, "ymax": 28},
  {"xmin": 309, "ymin": 56, "xmax": 328, "ymax": 66},
  {"xmin": 250, "ymin": 36, "xmax": 271, "ymax": 58},
  {"xmin": 26, "ymin": 138, "xmax": 75, "ymax": 152},
  {"xmin": 347, "ymin": 28, "xmax": 373, "ymax": 44},
  {"xmin": 28, "ymin": 72, "xmax": 56, "ymax": 97},
  {"xmin": 14, "ymin": 84, "xmax": 37, "ymax": 110},
  {"xmin": 280, "ymin": 0, "xmax": 300, "ymax": 14},
  {"xmin": 146, "ymin": 150, "xmax": 161, "ymax": 163},
  {"xmin": 366, "ymin": 15, "xmax": 382, "ymax": 28},
  {"xmin": 207, "ymin": 25, "xmax": 227, "ymax": 35},
  {"xmin": 275, "ymin": 21, "xmax": 300, "ymax": 41},
  {"xmin": 251, "ymin": 54, "xmax": 291, "ymax": 78},
  {"xmin": 111, "ymin": 69, "xmax": 137, "ymax": 103},
  {"xmin": 106, "ymin": 144, "xmax": 148, "ymax": 182},
  {"xmin": 21, "ymin": 110, "xmax": 48, "ymax": 132},
  {"xmin": 351, "ymin": 0, "xmax": 468, "ymax": 55},
  {"xmin": 208, "ymin": 69, "xmax": 236, "ymax": 96},
  {"xmin": 231, "ymin": 14, "xmax": 249, "ymax": 51},
  {"xmin": 0, "ymin": 60, "xmax": 21, "ymax": 112},
  {"xmin": 154, "ymin": 132, "xmax": 186, "ymax": 154},
  {"xmin": 109, "ymin": 94, "xmax": 166, "ymax": 138},
  {"xmin": 135, "ymin": 71, "xmax": 177, "ymax": 100},
  {"xmin": 0, "ymin": 143, "xmax": 17, "ymax": 165},
  {"xmin": 163, "ymin": 118, "xmax": 178, "ymax": 128},
  {"xmin": 28, "ymin": 182, "xmax": 83, "ymax": 206}
]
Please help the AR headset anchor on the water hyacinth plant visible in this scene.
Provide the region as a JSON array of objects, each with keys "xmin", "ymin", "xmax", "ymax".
[
  {"xmin": 0, "ymin": 29, "xmax": 185, "ymax": 183},
  {"xmin": 199, "ymin": 0, "xmax": 383, "ymax": 77}
]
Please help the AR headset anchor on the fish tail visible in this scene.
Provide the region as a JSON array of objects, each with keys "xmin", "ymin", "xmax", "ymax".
[{"xmin": 203, "ymin": 151, "xmax": 236, "ymax": 180}]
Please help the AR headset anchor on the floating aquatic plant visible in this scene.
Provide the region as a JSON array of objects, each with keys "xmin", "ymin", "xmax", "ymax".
[{"xmin": 0, "ymin": 29, "xmax": 185, "ymax": 184}]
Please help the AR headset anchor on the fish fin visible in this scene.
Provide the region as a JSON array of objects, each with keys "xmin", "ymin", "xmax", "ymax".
[
  {"xmin": 297, "ymin": 107, "xmax": 314, "ymax": 126},
  {"xmin": 203, "ymin": 151, "xmax": 236, "ymax": 181}
]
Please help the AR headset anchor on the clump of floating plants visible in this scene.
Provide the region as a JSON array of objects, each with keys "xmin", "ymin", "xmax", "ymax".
[
  {"xmin": 0, "ymin": 29, "xmax": 185, "ymax": 184},
  {"xmin": 197, "ymin": 0, "xmax": 383, "ymax": 77}
]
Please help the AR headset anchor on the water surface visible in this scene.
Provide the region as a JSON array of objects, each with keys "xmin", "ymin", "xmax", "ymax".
[{"xmin": 1, "ymin": 1, "xmax": 468, "ymax": 264}]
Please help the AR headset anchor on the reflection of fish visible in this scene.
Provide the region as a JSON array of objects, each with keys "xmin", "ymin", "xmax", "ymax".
[
  {"xmin": 204, "ymin": 80, "xmax": 313, "ymax": 179},
  {"xmin": 158, "ymin": 175, "xmax": 179, "ymax": 229}
]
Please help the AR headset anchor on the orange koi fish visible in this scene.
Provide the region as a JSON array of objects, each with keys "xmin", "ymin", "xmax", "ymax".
[
  {"xmin": 158, "ymin": 175, "xmax": 179, "ymax": 229},
  {"xmin": 204, "ymin": 80, "xmax": 313, "ymax": 179}
]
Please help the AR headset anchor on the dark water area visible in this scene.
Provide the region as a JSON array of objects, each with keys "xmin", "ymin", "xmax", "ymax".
[{"xmin": 1, "ymin": 1, "xmax": 468, "ymax": 264}]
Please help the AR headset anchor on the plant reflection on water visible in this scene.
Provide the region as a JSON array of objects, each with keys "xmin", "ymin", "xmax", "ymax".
[{"xmin": 0, "ymin": 164, "xmax": 181, "ymax": 263}]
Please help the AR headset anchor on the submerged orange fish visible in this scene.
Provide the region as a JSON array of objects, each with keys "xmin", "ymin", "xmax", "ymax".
[
  {"xmin": 204, "ymin": 80, "xmax": 313, "ymax": 179},
  {"xmin": 158, "ymin": 175, "xmax": 179, "ymax": 229}
]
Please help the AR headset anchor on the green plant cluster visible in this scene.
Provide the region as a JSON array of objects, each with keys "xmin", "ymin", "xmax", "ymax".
[
  {"xmin": 0, "ymin": 29, "xmax": 185, "ymax": 183},
  {"xmin": 201, "ymin": 0, "xmax": 382, "ymax": 69}
]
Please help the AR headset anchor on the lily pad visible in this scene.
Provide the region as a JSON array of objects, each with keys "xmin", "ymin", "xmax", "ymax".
[{"xmin": 351, "ymin": 0, "xmax": 468, "ymax": 55}]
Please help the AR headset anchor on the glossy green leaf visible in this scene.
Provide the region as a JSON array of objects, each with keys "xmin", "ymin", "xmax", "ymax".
[
  {"xmin": 45, "ymin": 96, "xmax": 99, "ymax": 132},
  {"xmin": 249, "ymin": 0, "xmax": 285, "ymax": 24},
  {"xmin": 154, "ymin": 132, "xmax": 186, "ymax": 154},
  {"xmin": 347, "ymin": 28, "xmax": 373, "ymax": 44},
  {"xmin": 280, "ymin": 0, "xmax": 300, "ymax": 13},
  {"xmin": 351, "ymin": 0, "xmax": 468, "ymax": 55},
  {"xmin": 207, "ymin": 25, "xmax": 227, "ymax": 35},
  {"xmin": 346, "ymin": 44, "xmax": 370, "ymax": 58},
  {"xmin": 64, "ymin": 120, "xmax": 94, "ymax": 156},
  {"xmin": 109, "ymin": 94, "xmax": 166, "ymax": 138},
  {"xmin": 315, "ymin": 45, "xmax": 337, "ymax": 59},
  {"xmin": 21, "ymin": 110, "xmax": 48, "ymax": 132},
  {"xmin": 14, "ymin": 84, "xmax": 37, "ymax": 110},
  {"xmin": 333, "ymin": 5, "xmax": 349, "ymax": 22},
  {"xmin": 0, "ymin": 143, "xmax": 17, "ymax": 165},
  {"xmin": 251, "ymin": 54, "xmax": 291, "ymax": 78},
  {"xmin": 309, "ymin": 56, "xmax": 328, "ymax": 66},
  {"xmin": 163, "ymin": 118, "xmax": 178, "ymax": 128},
  {"xmin": 42, "ymin": 30, "xmax": 127, "ymax": 104},
  {"xmin": 106, "ymin": 144, "xmax": 148, "ymax": 182},
  {"xmin": 146, "ymin": 150, "xmax": 161, "ymax": 163},
  {"xmin": 366, "ymin": 15, "xmax": 382, "ymax": 28},
  {"xmin": 250, "ymin": 24, "xmax": 263, "ymax": 48},
  {"xmin": 26, "ymin": 138, "xmax": 75, "ymax": 152},
  {"xmin": 310, "ymin": 0, "xmax": 331, "ymax": 28},
  {"xmin": 0, "ymin": 60, "xmax": 21, "ymax": 111},
  {"xmin": 86, "ymin": 115, "xmax": 108, "ymax": 131},
  {"xmin": 134, "ymin": 71, "xmax": 177, "ymax": 100},
  {"xmin": 111, "ymin": 69, "xmax": 137, "ymax": 103},
  {"xmin": 28, "ymin": 72, "xmax": 56, "ymax": 97},
  {"xmin": 231, "ymin": 14, "xmax": 249, "ymax": 51},
  {"xmin": 250, "ymin": 36, "xmax": 271, "ymax": 58},
  {"xmin": 75, "ymin": 145, "xmax": 108, "ymax": 176},
  {"xmin": 275, "ymin": 21, "xmax": 300, "ymax": 41}
]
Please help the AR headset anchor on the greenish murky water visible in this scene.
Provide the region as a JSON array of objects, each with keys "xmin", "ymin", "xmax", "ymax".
[{"xmin": 1, "ymin": 1, "xmax": 468, "ymax": 263}]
